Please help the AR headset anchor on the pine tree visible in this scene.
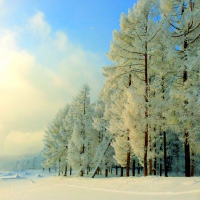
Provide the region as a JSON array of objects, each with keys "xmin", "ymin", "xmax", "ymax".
[
  {"xmin": 92, "ymin": 87, "xmax": 116, "ymax": 178},
  {"xmin": 107, "ymin": 0, "xmax": 161, "ymax": 176},
  {"xmin": 67, "ymin": 84, "xmax": 94, "ymax": 176},
  {"xmin": 161, "ymin": 0, "xmax": 200, "ymax": 177},
  {"xmin": 42, "ymin": 105, "xmax": 71, "ymax": 173}
]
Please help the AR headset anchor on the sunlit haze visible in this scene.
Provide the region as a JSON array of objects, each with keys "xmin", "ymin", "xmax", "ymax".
[{"xmin": 0, "ymin": 0, "xmax": 137, "ymax": 155}]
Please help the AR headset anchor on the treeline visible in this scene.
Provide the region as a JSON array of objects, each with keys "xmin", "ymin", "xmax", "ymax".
[
  {"xmin": 0, "ymin": 154, "xmax": 43, "ymax": 171},
  {"xmin": 42, "ymin": 0, "xmax": 200, "ymax": 177}
]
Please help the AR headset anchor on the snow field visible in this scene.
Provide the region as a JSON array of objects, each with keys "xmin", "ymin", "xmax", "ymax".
[{"xmin": 0, "ymin": 170, "xmax": 200, "ymax": 200}]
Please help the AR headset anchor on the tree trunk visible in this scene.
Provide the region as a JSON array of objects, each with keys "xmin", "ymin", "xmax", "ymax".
[
  {"xmin": 144, "ymin": 129, "xmax": 148, "ymax": 176},
  {"xmin": 64, "ymin": 166, "xmax": 67, "ymax": 176},
  {"xmin": 191, "ymin": 149, "xmax": 195, "ymax": 177},
  {"xmin": 70, "ymin": 166, "xmax": 72, "ymax": 175},
  {"xmin": 149, "ymin": 135, "xmax": 152, "ymax": 175},
  {"xmin": 95, "ymin": 168, "xmax": 98, "ymax": 175},
  {"xmin": 153, "ymin": 136, "xmax": 157, "ymax": 175},
  {"xmin": 120, "ymin": 166, "xmax": 124, "ymax": 177},
  {"xmin": 160, "ymin": 163, "xmax": 162, "ymax": 177},
  {"xmin": 183, "ymin": 34, "xmax": 190, "ymax": 177},
  {"xmin": 160, "ymin": 132, "xmax": 162, "ymax": 177},
  {"xmin": 105, "ymin": 169, "xmax": 108, "ymax": 177},
  {"xmin": 126, "ymin": 152, "xmax": 130, "ymax": 177},
  {"xmin": 58, "ymin": 158, "xmax": 61, "ymax": 176},
  {"xmin": 159, "ymin": 150, "xmax": 162, "ymax": 176},
  {"xmin": 116, "ymin": 165, "xmax": 118, "ymax": 175},
  {"xmin": 87, "ymin": 166, "xmax": 89, "ymax": 175},
  {"xmin": 132, "ymin": 160, "xmax": 135, "ymax": 176},
  {"xmin": 185, "ymin": 132, "xmax": 190, "ymax": 177},
  {"xmin": 126, "ymin": 73, "xmax": 131, "ymax": 178},
  {"xmin": 144, "ymin": 48, "xmax": 149, "ymax": 177},
  {"xmin": 149, "ymin": 159, "xmax": 152, "ymax": 175},
  {"xmin": 163, "ymin": 131, "xmax": 168, "ymax": 177}
]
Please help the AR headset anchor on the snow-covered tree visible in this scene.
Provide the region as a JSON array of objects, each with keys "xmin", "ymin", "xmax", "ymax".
[
  {"xmin": 67, "ymin": 83, "xmax": 95, "ymax": 176},
  {"xmin": 92, "ymin": 92, "xmax": 116, "ymax": 177},
  {"xmin": 107, "ymin": 0, "xmax": 161, "ymax": 176},
  {"xmin": 161, "ymin": 0, "xmax": 200, "ymax": 177},
  {"xmin": 42, "ymin": 105, "xmax": 71, "ymax": 175},
  {"xmin": 40, "ymin": 0, "xmax": 200, "ymax": 178}
]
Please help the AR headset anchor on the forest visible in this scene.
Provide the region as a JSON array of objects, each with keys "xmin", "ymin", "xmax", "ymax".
[{"xmin": 42, "ymin": 0, "xmax": 200, "ymax": 178}]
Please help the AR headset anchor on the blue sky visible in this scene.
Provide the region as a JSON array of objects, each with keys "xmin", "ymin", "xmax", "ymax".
[
  {"xmin": 1, "ymin": 0, "xmax": 137, "ymax": 55},
  {"xmin": 0, "ymin": 0, "xmax": 137, "ymax": 155}
]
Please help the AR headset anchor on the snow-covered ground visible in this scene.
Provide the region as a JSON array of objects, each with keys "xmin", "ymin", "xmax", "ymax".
[{"xmin": 0, "ymin": 170, "xmax": 200, "ymax": 200}]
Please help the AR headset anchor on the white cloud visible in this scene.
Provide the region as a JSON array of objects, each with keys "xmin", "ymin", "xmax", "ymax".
[
  {"xmin": 0, "ymin": 11, "xmax": 105, "ymax": 156},
  {"xmin": 28, "ymin": 11, "xmax": 51, "ymax": 38},
  {"xmin": 54, "ymin": 31, "xmax": 68, "ymax": 52}
]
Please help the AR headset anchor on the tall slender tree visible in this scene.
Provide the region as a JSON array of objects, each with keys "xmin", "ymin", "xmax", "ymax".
[
  {"xmin": 67, "ymin": 84, "xmax": 94, "ymax": 176},
  {"xmin": 161, "ymin": 0, "xmax": 200, "ymax": 177},
  {"xmin": 107, "ymin": 0, "xmax": 161, "ymax": 176}
]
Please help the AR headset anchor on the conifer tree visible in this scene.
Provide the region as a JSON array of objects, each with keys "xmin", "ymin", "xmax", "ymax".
[
  {"xmin": 42, "ymin": 105, "xmax": 71, "ymax": 174},
  {"xmin": 92, "ymin": 86, "xmax": 116, "ymax": 178},
  {"xmin": 107, "ymin": 0, "xmax": 161, "ymax": 176},
  {"xmin": 67, "ymin": 84, "xmax": 95, "ymax": 176},
  {"xmin": 161, "ymin": 0, "xmax": 200, "ymax": 177}
]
